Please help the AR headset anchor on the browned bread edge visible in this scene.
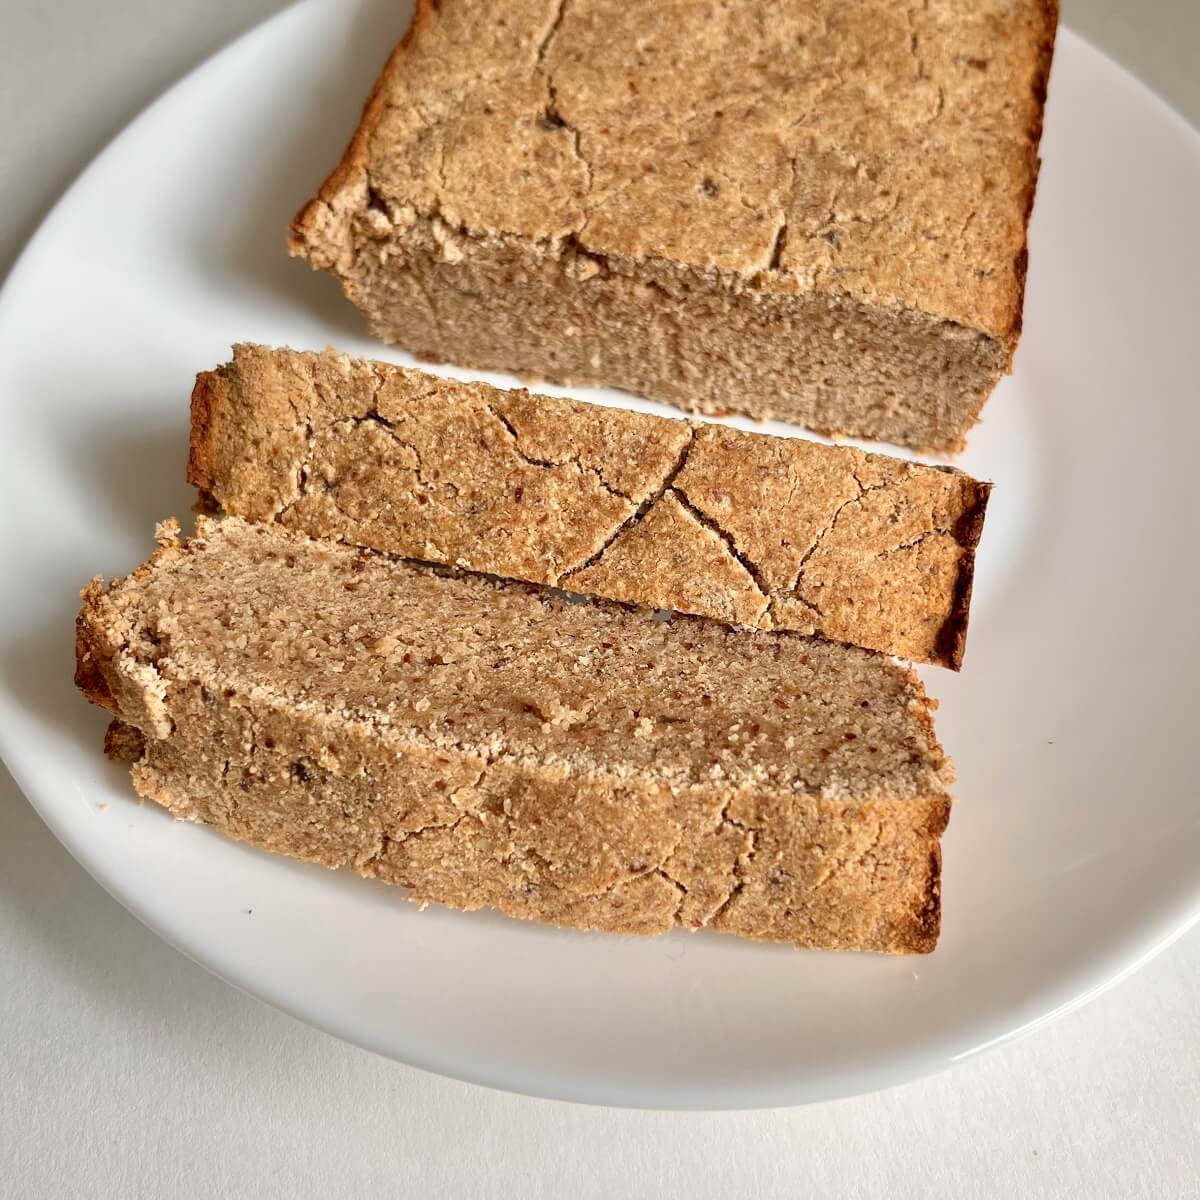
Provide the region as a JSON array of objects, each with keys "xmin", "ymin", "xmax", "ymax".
[{"xmin": 288, "ymin": 0, "xmax": 436, "ymax": 260}]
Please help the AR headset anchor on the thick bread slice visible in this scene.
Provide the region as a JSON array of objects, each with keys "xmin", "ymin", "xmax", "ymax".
[
  {"xmin": 190, "ymin": 344, "xmax": 991, "ymax": 668},
  {"xmin": 290, "ymin": 0, "xmax": 1057, "ymax": 452},
  {"xmin": 76, "ymin": 517, "xmax": 953, "ymax": 953}
]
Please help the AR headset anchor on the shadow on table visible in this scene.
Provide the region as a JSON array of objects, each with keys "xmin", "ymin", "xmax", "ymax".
[
  {"xmin": 0, "ymin": 414, "xmax": 193, "ymax": 757},
  {"xmin": 0, "ymin": 769, "xmax": 280, "ymax": 1069},
  {"xmin": 211, "ymin": 0, "xmax": 415, "ymax": 339},
  {"xmin": 2, "ymin": 767, "xmax": 507, "ymax": 1170}
]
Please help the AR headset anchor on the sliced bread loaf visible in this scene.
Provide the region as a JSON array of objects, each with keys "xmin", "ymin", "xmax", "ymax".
[
  {"xmin": 190, "ymin": 345, "xmax": 990, "ymax": 668},
  {"xmin": 77, "ymin": 517, "xmax": 953, "ymax": 952},
  {"xmin": 290, "ymin": 0, "xmax": 1056, "ymax": 451}
]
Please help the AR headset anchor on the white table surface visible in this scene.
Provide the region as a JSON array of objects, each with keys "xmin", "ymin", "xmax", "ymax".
[{"xmin": 2, "ymin": 3, "xmax": 1197, "ymax": 1195}]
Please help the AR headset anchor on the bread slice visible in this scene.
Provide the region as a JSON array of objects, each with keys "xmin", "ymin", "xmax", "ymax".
[
  {"xmin": 76, "ymin": 517, "xmax": 953, "ymax": 953},
  {"xmin": 290, "ymin": 0, "xmax": 1056, "ymax": 452},
  {"xmin": 189, "ymin": 345, "xmax": 991, "ymax": 668}
]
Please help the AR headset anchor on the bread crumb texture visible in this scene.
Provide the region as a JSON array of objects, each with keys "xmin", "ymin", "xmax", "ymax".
[
  {"xmin": 77, "ymin": 518, "xmax": 953, "ymax": 952},
  {"xmin": 191, "ymin": 345, "xmax": 990, "ymax": 667},
  {"xmin": 292, "ymin": 0, "xmax": 1057, "ymax": 451}
]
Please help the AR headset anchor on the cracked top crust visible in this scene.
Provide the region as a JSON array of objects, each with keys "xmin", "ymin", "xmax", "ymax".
[
  {"xmin": 292, "ymin": 0, "xmax": 1057, "ymax": 342},
  {"xmin": 190, "ymin": 345, "xmax": 990, "ymax": 668}
]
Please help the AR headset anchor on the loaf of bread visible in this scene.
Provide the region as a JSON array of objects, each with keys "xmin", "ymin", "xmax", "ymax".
[
  {"xmin": 76, "ymin": 517, "xmax": 953, "ymax": 953},
  {"xmin": 291, "ymin": 0, "xmax": 1056, "ymax": 452},
  {"xmin": 190, "ymin": 345, "xmax": 990, "ymax": 668}
]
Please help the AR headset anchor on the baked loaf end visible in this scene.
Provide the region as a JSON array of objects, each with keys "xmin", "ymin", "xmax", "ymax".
[
  {"xmin": 291, "ymin": 0, "xmax": 1057, "ymax": 452},
  {"xmin": 77, "ymin": 518, "xmax": 953, "ymax": 953},
  {"xmin": 189, "ymin": 344, "xmax": 991, "ymax": 668}
]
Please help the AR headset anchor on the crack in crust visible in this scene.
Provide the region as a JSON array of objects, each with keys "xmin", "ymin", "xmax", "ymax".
[
  {"xmin": 668, "ymin": 484, "xmax": 771, "ymax": 617},
  {"xmin": 486, "ymin": 403, "xmax": 631, "ymax": 502},
  {"xmin": 787, "ymin": 473, "xmax": 893, "ymax": 600},
  {"xmin": 558, "ymin": 425, "xmax": 696, "ymax": 583}
]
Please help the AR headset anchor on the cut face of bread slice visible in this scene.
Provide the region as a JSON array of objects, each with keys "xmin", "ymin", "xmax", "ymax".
[
  {"xmin": 77, "ymin": 517, "xmax": 953, "ymax": 953},
  {"xmin": 190, "ymin": 345, "xmax": 991, "ymax": 668},
  {"xmin": 290, "ymin": 0, "xmax": 1056, "ymax": 451}
]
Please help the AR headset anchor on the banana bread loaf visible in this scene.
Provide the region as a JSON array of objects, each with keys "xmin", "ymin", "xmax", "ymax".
[
  {"xmin": 190, "ymin": 345, "xmax": 991, "ymax": 668},
  {"xmin": 76, "ymin": 517, "xmax": 953, "ymax": 953},
  {"xmin": 290, "ymin": 0, "xmax": 1057, "ymax": 451}
]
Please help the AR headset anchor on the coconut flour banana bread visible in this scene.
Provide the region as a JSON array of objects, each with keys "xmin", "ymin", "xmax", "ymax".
[
  {"xmin": 76, "ymin": 517, "xmax": 953, "ymax": 953},
  {"xmin": 190, "ymin": 345, "xmax": 991, "ymax": 668},
  {"xmin": 290, "ymin": 0, "xmax": 1057, "ymax": 452}
]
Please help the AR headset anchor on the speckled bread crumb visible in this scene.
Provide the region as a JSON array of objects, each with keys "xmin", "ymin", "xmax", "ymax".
[
  {"xmin": 76, "ymin": 517, "xmax": 953, "ymax": 953},
  {"xmin": 290, "ymin": 0, "xmax": 1057, "ymax": 452},
  {"xmin": 190, "ymin": 344, "xmax": 990, "ymax": 668}
]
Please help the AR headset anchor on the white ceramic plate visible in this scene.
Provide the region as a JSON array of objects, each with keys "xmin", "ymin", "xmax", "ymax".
[{"xmin": 2, "ymin": 0, "xmax": 1198, "ymax": 1110}]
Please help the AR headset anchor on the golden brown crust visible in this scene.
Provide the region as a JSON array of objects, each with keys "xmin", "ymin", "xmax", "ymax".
[
  {"xmin": 914, "ymin": 842, "xmax": 945, "ymax": 954},
  {"xmin": 1001, "ymin": 0, "xmax": 1059, "ymax": 353},
  {"xmin": 935, "ymin": 482, "xmax": 992, "ymax": 670},
  {"xmin": 186, "ymin": 370, "xmax": 218, "ymax": 493},
  {"xmin": 193, "ymin": 344, "xmax": 991, "ymax": 668},
  {"xmin": 74, "ymin": 583, "xmax": 117, "ymax": 712},
  {"xmin": 103, "ymin": 718, "xmax": 147, "ymax": 763},
  {"xmin": 75, "ymin": 517, "xmax": 953, "ymax": 953}
]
